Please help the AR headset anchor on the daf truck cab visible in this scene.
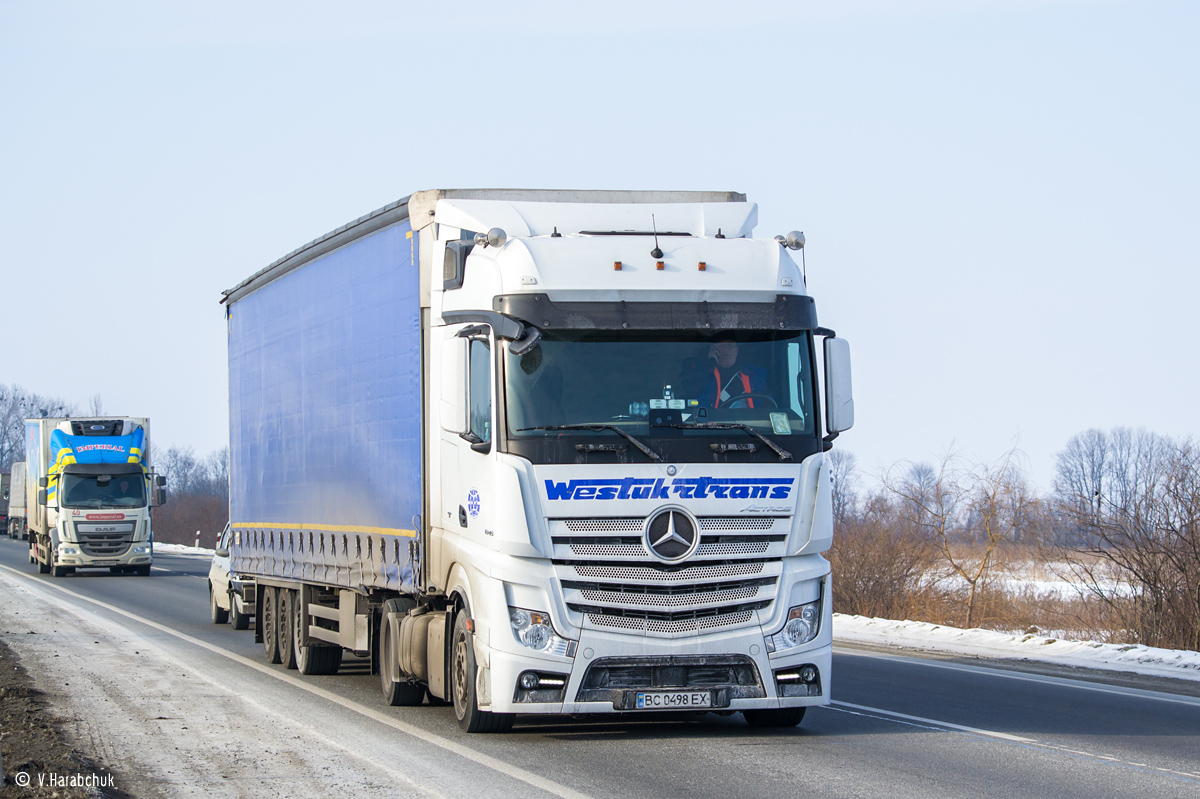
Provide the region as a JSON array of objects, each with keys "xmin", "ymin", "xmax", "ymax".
[{"xmin": 26, "ymin": 417, "xmax": 166, "ymax": 576}]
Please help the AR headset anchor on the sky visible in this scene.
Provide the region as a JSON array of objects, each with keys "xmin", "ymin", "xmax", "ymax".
[{"xmin": 1, "ymin": 0, "xmax": 1197, "ymax": 490}]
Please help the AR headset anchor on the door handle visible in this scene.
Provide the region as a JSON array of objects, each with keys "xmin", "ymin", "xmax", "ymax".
[{"xmin": 458, "ymin": 506, "xmax": 468, "ymax": 528}]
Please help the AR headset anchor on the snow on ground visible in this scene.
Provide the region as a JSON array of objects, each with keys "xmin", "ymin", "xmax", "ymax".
[
  {"xmin": 153, "ymin": 542, "xmax": 215, "ymax": 557},
  {"xmin": 835, "ymin": 613, "xmax": 1200, "ymax": 682}
]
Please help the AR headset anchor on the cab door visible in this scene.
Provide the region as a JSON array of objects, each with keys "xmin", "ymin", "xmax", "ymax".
[{"xmin": 437, "ymin": 325, "xmax": 498, "ymax": 552}]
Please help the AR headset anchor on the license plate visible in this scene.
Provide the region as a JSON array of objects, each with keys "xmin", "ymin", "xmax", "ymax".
[
  {"xmin": 635, "ymin": 691, "xmax": 712, "ymax": 709},
  {"xmin": 93, "ymin": 561, "xmax": 116, "ymax": 566}
]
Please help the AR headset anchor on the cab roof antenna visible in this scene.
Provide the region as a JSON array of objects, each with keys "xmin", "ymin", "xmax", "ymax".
[{"xmin": 650, "ymin": 215, "xmax": 663, "ymax": 259}]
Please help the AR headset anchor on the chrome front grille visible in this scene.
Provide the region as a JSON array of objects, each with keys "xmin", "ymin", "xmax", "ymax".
[
  {"xmin": 551, "ymin": 516, "xmax": 789, "ymax": 638},
  {"xmin": 77, "ymin": 532, "xmax": 135, "ymax": 556}
]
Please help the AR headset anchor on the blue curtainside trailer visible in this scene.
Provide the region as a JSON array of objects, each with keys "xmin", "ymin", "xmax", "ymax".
[{"xmin": 226, "ymin": 205, "xmax": 422, "ymax": 594}]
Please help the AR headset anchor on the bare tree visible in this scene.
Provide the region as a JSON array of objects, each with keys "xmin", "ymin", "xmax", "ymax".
[
  {"xmin": 885, "ymin": 448, "xmax": 1033, "ymax": 629},
  {"xmin": 828, "ymin": 449, "xmax": 859, "ymax": 526},
  {"xmin": 88, "ymin": 393, "xmax": 104, "ymax": 416},
  {"xmin": 0, "ymin": 384, "xmax": 77, "ymax": 469},
  {"xmin": 1055, "ymin": 429, "xmax": 1200, "ymax": 651}
]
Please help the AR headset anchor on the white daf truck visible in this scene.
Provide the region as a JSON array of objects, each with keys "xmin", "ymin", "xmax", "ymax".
[
  {"xmin": 223, "ymin": 189, "xmax": 854, "ymax": 732},
  {"xmin": 26, "ymin": 417, "xmax": 165, "ymax": 576}
]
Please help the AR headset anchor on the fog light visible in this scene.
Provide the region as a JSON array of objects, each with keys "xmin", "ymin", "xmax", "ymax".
[
  {"xmin": 519, "ymin": 672, "xmax": 540, "ymax": 690},
  {"xmin": 801, "ymin": 665, "xmax": 817, "ymax": 683}
]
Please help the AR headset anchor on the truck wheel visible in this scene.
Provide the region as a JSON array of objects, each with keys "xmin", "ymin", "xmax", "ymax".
[
  {"xmin": 52, "ymin": 553, "xmax": 69, "ymax": 578},
  {"xmin": 135, "ymin": 565, "xmax": 151, "ymax": 576},
  {"xmin": 743, "ymin": 708, "xmax": 806, "ymax": 728},
  {"xmin": 210, "ymin": 583, "xmax": 229, "ymax": 624},
  {"xmin": 379, "ymin": 598, "xmax": 424, "ymax": 705},
  {"xmin": 230, "ymin": 589, "xmax": 250, "ymax": 630},
  {"xmin": 278, "ymin": 589, "xmax": 298, "ymax": 669},
  {"xmin": 294, "ymin": 595, "xmax": 339, "ymax": 676},
  {"xmin": 262, "ymin": 587, "xmax": 281, "ymax": 664},
  {"xmin": 451, "ymin": 611, "xmax": 514, "ymax": 733}
]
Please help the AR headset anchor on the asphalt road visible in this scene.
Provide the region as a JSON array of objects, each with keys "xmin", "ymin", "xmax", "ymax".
[{"xmin": 2, "ymin": 536, "xmax": 1198, "ymax": 799}]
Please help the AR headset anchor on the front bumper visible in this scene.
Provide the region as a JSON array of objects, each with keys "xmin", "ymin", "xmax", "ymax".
[
  {"xmin": 56, "ymin": 546, "xmax": 151, "ymax": 568},
  {"xmin": 478, "ymin": 624, "xmax": 831, "ymax": 715}
]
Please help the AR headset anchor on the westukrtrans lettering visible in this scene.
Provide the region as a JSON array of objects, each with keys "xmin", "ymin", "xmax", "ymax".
[{"xmin": 544, "ymin": 477, "xmax": 794, "ymax": 501}]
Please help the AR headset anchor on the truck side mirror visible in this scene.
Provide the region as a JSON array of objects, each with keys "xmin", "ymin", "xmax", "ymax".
[
  {"xmin": 37, "ymin": 489, "xmax": 47, "ymax": 506},
  {"xmin": 154, "ymin": 488, "xmax": 167, "ymax": 507},
  {"xmin": 38, "ymin": 477, "xmax": 48, "ymax": 489},
  {"xmin": 823, "ymin": 337, "xmax": 855, "ymax": 436},
  {"xmin": 156, "ymin": 475, "xmax": 166, "ymax": 487},
  {"xmin": 440, "ymin": 334, "xmax": 469, "ymax": 435}
]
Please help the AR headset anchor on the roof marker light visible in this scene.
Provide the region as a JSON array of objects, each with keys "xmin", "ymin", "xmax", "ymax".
[
  {"xmin": 656, "ymin": 261, "xmax": 665, "ymax": 271},
  {"xmin": 698, "ymin": 262, "xmax": 706, "ymax": 271},
  {"xmin": 614, "ymin": 261, "xmax": 622, "ymax": 271}
]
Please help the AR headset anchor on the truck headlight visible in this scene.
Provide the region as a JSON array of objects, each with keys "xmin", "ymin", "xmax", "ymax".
[
  {"xmin": 766, "ymin": 600, "xmax": 821, "ymax": 652},
  {"xmin": 509, "ymin": 608, "xmax": 573, "ymax": 655},
  {"xmin": 60, "ymin": 546, "xmax": 80, "ymax": 555},
  {"xmin": 132, "ymin": 545, "xmax": 152, "ymax": 554}
]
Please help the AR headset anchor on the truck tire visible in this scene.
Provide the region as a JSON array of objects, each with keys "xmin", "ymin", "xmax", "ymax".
[
  {"xmin": 451, "ymin": 611, "xmax": 514, "ymax": 733},
  {"xmin": 379, "ymin": 598, "xmax": 423, "ymax": 706},
  {"xmin": 52, "ymin": 552, "xmax": 69, "ymax": 578},
  {"xmin": 278, "ymin": 589, "xmax": 298, "ymax": 670},
  {"xmin": 134, "ymin": 565, "xmax": 151, "ymax": 576},
  {"xmin": 230, "ymin": 589, "xmax": 250, "ymax": 631},
  {"xmin": 210, "ymin": 583, "xmax": 229, "ymax": 624},
  {"xmin": 743, "ymin": 708, "xmax": 806, "ymax": 728},
  {"xmin": 262, "ymin": 587, "xmax": 281, "ymax": 664}
]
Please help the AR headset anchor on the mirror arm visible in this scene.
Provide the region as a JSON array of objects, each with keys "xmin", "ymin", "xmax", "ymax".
[
  {"xmin": 822, "ymin": 431, "xmax": 839, "ymax": 452},
  {"xmin": 814, "ymin": 327, "xmax": 837, "ymax": 338}
]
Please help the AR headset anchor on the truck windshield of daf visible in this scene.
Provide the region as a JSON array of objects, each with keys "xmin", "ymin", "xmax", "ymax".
[{"xmin": 59, "ymin": 473, "xmax": 147, "ymax": 509}]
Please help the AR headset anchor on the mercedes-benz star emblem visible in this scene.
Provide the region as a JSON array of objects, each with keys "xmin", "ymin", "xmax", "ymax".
[{"xmin": 644, "ymin": 507, "xmax": 700, "ymax": 562}]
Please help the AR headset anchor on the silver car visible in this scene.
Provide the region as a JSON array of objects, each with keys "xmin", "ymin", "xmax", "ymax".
[{"xmin": 208, "ymin": 523, "xmax": 255, "ymax": 629}]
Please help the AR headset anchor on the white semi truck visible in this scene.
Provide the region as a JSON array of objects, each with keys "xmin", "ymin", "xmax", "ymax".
[
  {"xmin": 26, "ymin": 417, "xmax": 165, "ymax": 576},
  {"xmin": 7, "ymin": 462, "xmax": 26, "ymax": 539},
  {"xmin": 223, "ymin": 189, "xmax": 854, "ymax": 733}
]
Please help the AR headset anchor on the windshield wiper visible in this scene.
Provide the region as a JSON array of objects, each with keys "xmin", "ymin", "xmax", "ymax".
[
  {"xmin": 517, "ymin": 424, "xmax": 663, "ymax": 462},
  {"xmin": 665, "ymin": 422, "xmax": 793, "ymax": 461}
]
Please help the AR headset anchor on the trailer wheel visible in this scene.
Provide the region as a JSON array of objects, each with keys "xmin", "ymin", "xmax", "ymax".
[
  {"xmin": 379, "ymin": 598, "xmax": 424, "ymax": 705},
  {"xmin": 278, "ymin": 589, "xmax": 298, "ymax": 669},
  {"xmin": 292, "ymin": 591, "xmax": 340, "ymax": 676},
  {"xmin": 743, "ymin": 708, "xmax": 806, "ymax": 728},
  {"xmin": 451, "ymin": 612, "xmax": 514, "ymax": 733},
  {"xmin": 210, "ymin": 583, "xmax": 229, "ymax": 624},
  {"xmin": 262, "ymin": 587, "xmax": 281, "ymax": 664},
  {"xmin": 230, "ymin": 589, "xmax": 250, "ymax": 630},
  {"xmin": 295, "ymin": 615, "xmax": 340, "ymax": 676}
]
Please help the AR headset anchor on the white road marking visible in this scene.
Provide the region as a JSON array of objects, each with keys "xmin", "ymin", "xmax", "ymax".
[
  {"xmin": 0, "ymin": 562, "xmax": 593, "ymax": 799},
  {"xmin": 830, "ymin": 700, "xmax": 1035, "ymax": 742},
  {"xmin": 834, "ymin": 645, "xmax": 1200, "ymax": 708},
  {"xmin": 826, "ymin": 701, "xmax": 1200, "ymax": 782}
]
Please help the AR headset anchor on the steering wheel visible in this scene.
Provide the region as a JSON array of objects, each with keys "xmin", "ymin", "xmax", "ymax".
[{"xmin": 722, "ymin": 392, "xmax": 778, "ymax": 409}]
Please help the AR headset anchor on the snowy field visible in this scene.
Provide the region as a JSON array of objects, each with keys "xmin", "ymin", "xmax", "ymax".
[{"xmin": 835, "ymin": 614, "xmax": 1200, "ymax": 682}]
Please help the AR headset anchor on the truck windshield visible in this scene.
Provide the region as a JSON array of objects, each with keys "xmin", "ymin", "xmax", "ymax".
[
  {"xmin": 503, "ymin": 330, "xmax": 818, "ymax": 462},
  {"xmin": 60, "ymin": 474, "xmax": 146, "ymax": 509}
]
